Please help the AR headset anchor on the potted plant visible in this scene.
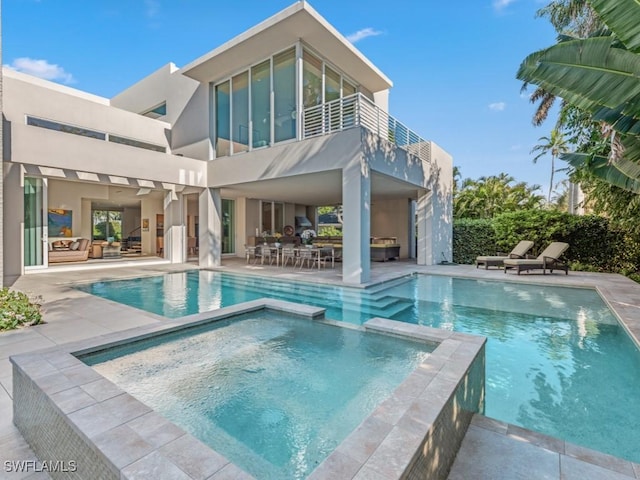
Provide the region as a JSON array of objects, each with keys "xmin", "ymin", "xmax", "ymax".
[
  {"xmin": 261, "ymin": 231, "xmax": 269, "ymax": 245},
  {"xmin": 301, "ymin": 229, "xmax": 316, "ymax": 247},
  {"xmin": 274, "ymin": 232, "xmax": 282, "ymax": 248}
]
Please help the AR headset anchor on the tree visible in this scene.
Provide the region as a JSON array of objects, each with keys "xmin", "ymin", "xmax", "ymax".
[
  {"xmin": 531, "ymin": 129, "xmax": 570, "ymax": 203},
  {"xmin": 454, "ymin": 172, "xmax": 544, "ymax": 219},
  {"xmin": 517, "ymin": 0, "xmax": 640, "ymax": 193}
]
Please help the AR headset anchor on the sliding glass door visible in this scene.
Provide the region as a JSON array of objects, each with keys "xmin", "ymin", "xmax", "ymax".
[{"xmin": 24, "ymin": 177, "xmax": 47, "ymax": 268}]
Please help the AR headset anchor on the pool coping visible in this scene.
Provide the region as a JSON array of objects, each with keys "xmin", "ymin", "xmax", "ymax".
[{"xmin": 10, "ymin": 298, "xmax": 486, "ymax": 480}]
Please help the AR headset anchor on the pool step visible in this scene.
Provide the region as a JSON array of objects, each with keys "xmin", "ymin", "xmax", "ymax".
[
  {"xmin": 212, "ymin": 275, "xmax": 414, "ymax": 320},
  {"xmin": 365, "ymin": 275, "xmax": 414, "ymax": 294},
  {"xmin": 216, "ymin": 275, "xmax": 405, "ymax": 311}
]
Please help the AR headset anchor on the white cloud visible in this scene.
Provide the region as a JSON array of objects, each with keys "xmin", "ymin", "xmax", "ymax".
[
  {"xmin": 493, "ymin": 0, "xmax": 516, "ymax": 11},
  {"xmin": 7, "ymin": 57, "xmax": 74, "ymax": 84},
  {"xmin": 346, "ymin": 27, "xmax": 383, "ymax": 44},
  {"xmin": 489, "ymin": 102, "xmax": 506, "ymax": 111}
]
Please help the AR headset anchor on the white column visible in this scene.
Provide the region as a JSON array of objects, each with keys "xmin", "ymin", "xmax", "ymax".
[
  {"xmin": 199, "ymin": 187, "xmax": 222, "ymax": 267},
  {"xmin": 416, "ymin": 190, "xmax": 430, "ymax": 265},
  {"xmin": 409, "ymin": 199, "xmax": 417, "ymax": 259},
  {"xmin": 164, "ymin": 189, "xmax": 185, "ymax": 263},
  {"xmin": 342, "ymin": 163, "xmax": 370, "ymax": 284},
  {"xmin": 428, "ymin": 142, "xmax": 453, "ymax": 263}
]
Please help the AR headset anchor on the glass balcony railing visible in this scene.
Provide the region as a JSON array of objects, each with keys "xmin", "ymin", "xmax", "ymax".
[{"xmin": 302, "ymin": 93, "xmax": 431, "ymax": 163}]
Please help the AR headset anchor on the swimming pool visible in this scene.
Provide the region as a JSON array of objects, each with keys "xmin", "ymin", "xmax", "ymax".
[{"xmin": 78, "ymin": 271, "xmax": 640, "ymax": 463}]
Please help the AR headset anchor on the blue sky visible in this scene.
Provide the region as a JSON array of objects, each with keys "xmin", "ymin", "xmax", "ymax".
[{"xmin": 3, "ymin": 0, "xmax": 562, "ymax": 195}]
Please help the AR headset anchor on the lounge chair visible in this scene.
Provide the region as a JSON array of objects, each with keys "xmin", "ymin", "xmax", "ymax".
[
  {"xmin": 475, "ymin": 240, "xmax": 534, "ymax": 269},
  {"xmin": 503, "ymin": 242, "xmax": 569, "ymax": 275}
]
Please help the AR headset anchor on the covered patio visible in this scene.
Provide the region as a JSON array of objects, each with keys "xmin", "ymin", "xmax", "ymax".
[{"xmin": 204, "ymin": 121, "xmax": 453, "ymax": 285}]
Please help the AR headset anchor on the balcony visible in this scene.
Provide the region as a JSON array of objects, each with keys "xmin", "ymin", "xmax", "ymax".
[{"xmin": 302, "ymin": 93, "xmax": 431, "ymax": 163}]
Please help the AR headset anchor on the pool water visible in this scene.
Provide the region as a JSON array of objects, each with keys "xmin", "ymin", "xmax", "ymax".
[
  {"xmin": 77, "ymin": 271, "xmax": 640, "ymax": 463},
  {"xmin": 81, "ymin": 312, "xmax": 433, "ymax": 479}
]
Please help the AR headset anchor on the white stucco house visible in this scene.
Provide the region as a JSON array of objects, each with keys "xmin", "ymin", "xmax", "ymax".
[{"xmin": 1, "ymin": 1, "xmax": 452, "ymax": 285}]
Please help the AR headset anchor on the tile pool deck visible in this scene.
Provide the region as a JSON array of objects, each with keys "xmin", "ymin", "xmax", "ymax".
[{"xmin": 1, "ymin": 259, "xmax": 640, "ymax": 479}]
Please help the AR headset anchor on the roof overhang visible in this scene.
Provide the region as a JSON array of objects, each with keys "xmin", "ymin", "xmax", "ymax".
[{"xmin": 180, "ymin": 1, "xmax": 393, "ymax": 93}]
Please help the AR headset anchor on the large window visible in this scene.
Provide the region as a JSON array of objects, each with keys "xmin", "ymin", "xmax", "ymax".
[
  {"xmin": 260, "ymin": 201, "xmax": 284, "ymax": 235},
  {"xmin": 92, "ymin": 210, "xmax": 122, "ymax": 241},
  {"xmin": 232, "ymin": 72, "xmax": 249, "ymax": 154},
  {"xmin": 273, "ymin": 48, "xmax": 296, "ymax": 143},
  {"xmin": 215, "ymin": 81, "xmax": 231, "ymax": 157},
  {"xmin": 303, "ymin": 50, "xmax": 322, "ymax": 108},
  {"xmin": 251, "ymin": 60, "xmax": 271, "ymax": 148},
  {"xmin": 325, "ymin": 66, "xmax": 341, "ymax": 103}
]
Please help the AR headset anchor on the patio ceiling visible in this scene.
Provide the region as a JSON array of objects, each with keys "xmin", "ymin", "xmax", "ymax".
[
  {"xmin": 90, "ymin": 186, "xmax": 164, "ymax": 209},
  {"xmin": 220, "ymin": 171, "xmax": 423, "ymax": 205}
]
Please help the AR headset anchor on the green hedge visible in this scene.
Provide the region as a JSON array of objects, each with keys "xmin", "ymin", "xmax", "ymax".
[
  {"xmin": 452, "ymin": 218, "xmax": 496, "ymax": 264},
  {"xmin": 453, "ymin": 210, "xmax": 640, "ymax": 275}
]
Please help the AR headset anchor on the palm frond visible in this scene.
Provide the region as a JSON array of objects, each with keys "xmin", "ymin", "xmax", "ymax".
[
  {"xmin": 589, "ymin": 0, "xmax": 640, "ymax": 52},
  {"xmin": 517, "ymin": 37, "xmax": 640, "ymax": 119},
  {"xmin": 563, "ymin": 152, "xmax": 640, "ymax": 193},
  {"xmin": 592, "ymin": 105, "xmax": 640, "ymax": 136},
  {"xmin": 530, "ymin": 89, "xmax": 557, "ymax": 126}
]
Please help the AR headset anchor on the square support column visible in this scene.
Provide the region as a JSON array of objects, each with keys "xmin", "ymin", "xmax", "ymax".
[
  {"xmin": 164, "ymin": 190, "xmax": 185, "ymax": 264},
  {"xmin": 342, "ymin": 164, "xmax": 370, "ymax": 284},
  {"xmin": 409, "ymin": 199, "xmax": 417, "ymax": 259},
  {"xmin": 199, "ymin": 187, "xmax": 222, "ymax": 268},
  {"xmin": 416, "ymin": 191, "xmax": 431, "ymax": 265}
]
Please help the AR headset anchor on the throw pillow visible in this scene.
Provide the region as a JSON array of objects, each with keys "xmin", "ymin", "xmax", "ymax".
[{"xmin": 70, "ymin": 241, "xmax": 80, "ymax": 251}]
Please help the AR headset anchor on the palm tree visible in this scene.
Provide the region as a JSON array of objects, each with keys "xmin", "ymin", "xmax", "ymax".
[
  {"xmin": 531, "ymin": 129, "xmax": 569, "ymax": 203},
  {"xmin": 453, "ymin": 173, "xmax": 544, "ymax": 218}
]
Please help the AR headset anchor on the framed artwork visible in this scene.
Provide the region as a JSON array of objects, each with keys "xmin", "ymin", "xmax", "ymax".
[
  {"xmin": 48, "ymin": 209, "xmax": 73, "ymax": 237},
  {"xmin": 142, "ymin": 218, "xmax": 149, "ymax": 232}
]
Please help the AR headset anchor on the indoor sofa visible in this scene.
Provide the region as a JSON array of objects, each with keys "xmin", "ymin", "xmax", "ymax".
[{"xmin": 48, "ymin": 238, "xmax": 91, "ymax": 263}]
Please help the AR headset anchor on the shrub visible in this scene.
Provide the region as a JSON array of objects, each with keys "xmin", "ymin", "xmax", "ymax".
[
  {"xmin": 0, "ymin": 288, "xmax": 42, "ymax": 331},
  {"xmin": 452, "ymin": 218, "xmax": 496, "ymax": 264}
]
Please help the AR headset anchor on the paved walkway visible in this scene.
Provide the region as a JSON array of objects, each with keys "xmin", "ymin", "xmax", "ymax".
[{"xmin": 1, "ymin": 260, "xmax": 639, "ymax": 479}]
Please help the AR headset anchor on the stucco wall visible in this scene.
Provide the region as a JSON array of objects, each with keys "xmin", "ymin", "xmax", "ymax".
[
  {"xmin": 371, "ymin": 198, "xmax": 410, "ymax": 259},
  {"xmin": 110, "ymin": 64, "xmax": 209, "ymax": 159},
  {"xmin": 3, "ymin": 70, "xmax": 208, "ymax": 188}
]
